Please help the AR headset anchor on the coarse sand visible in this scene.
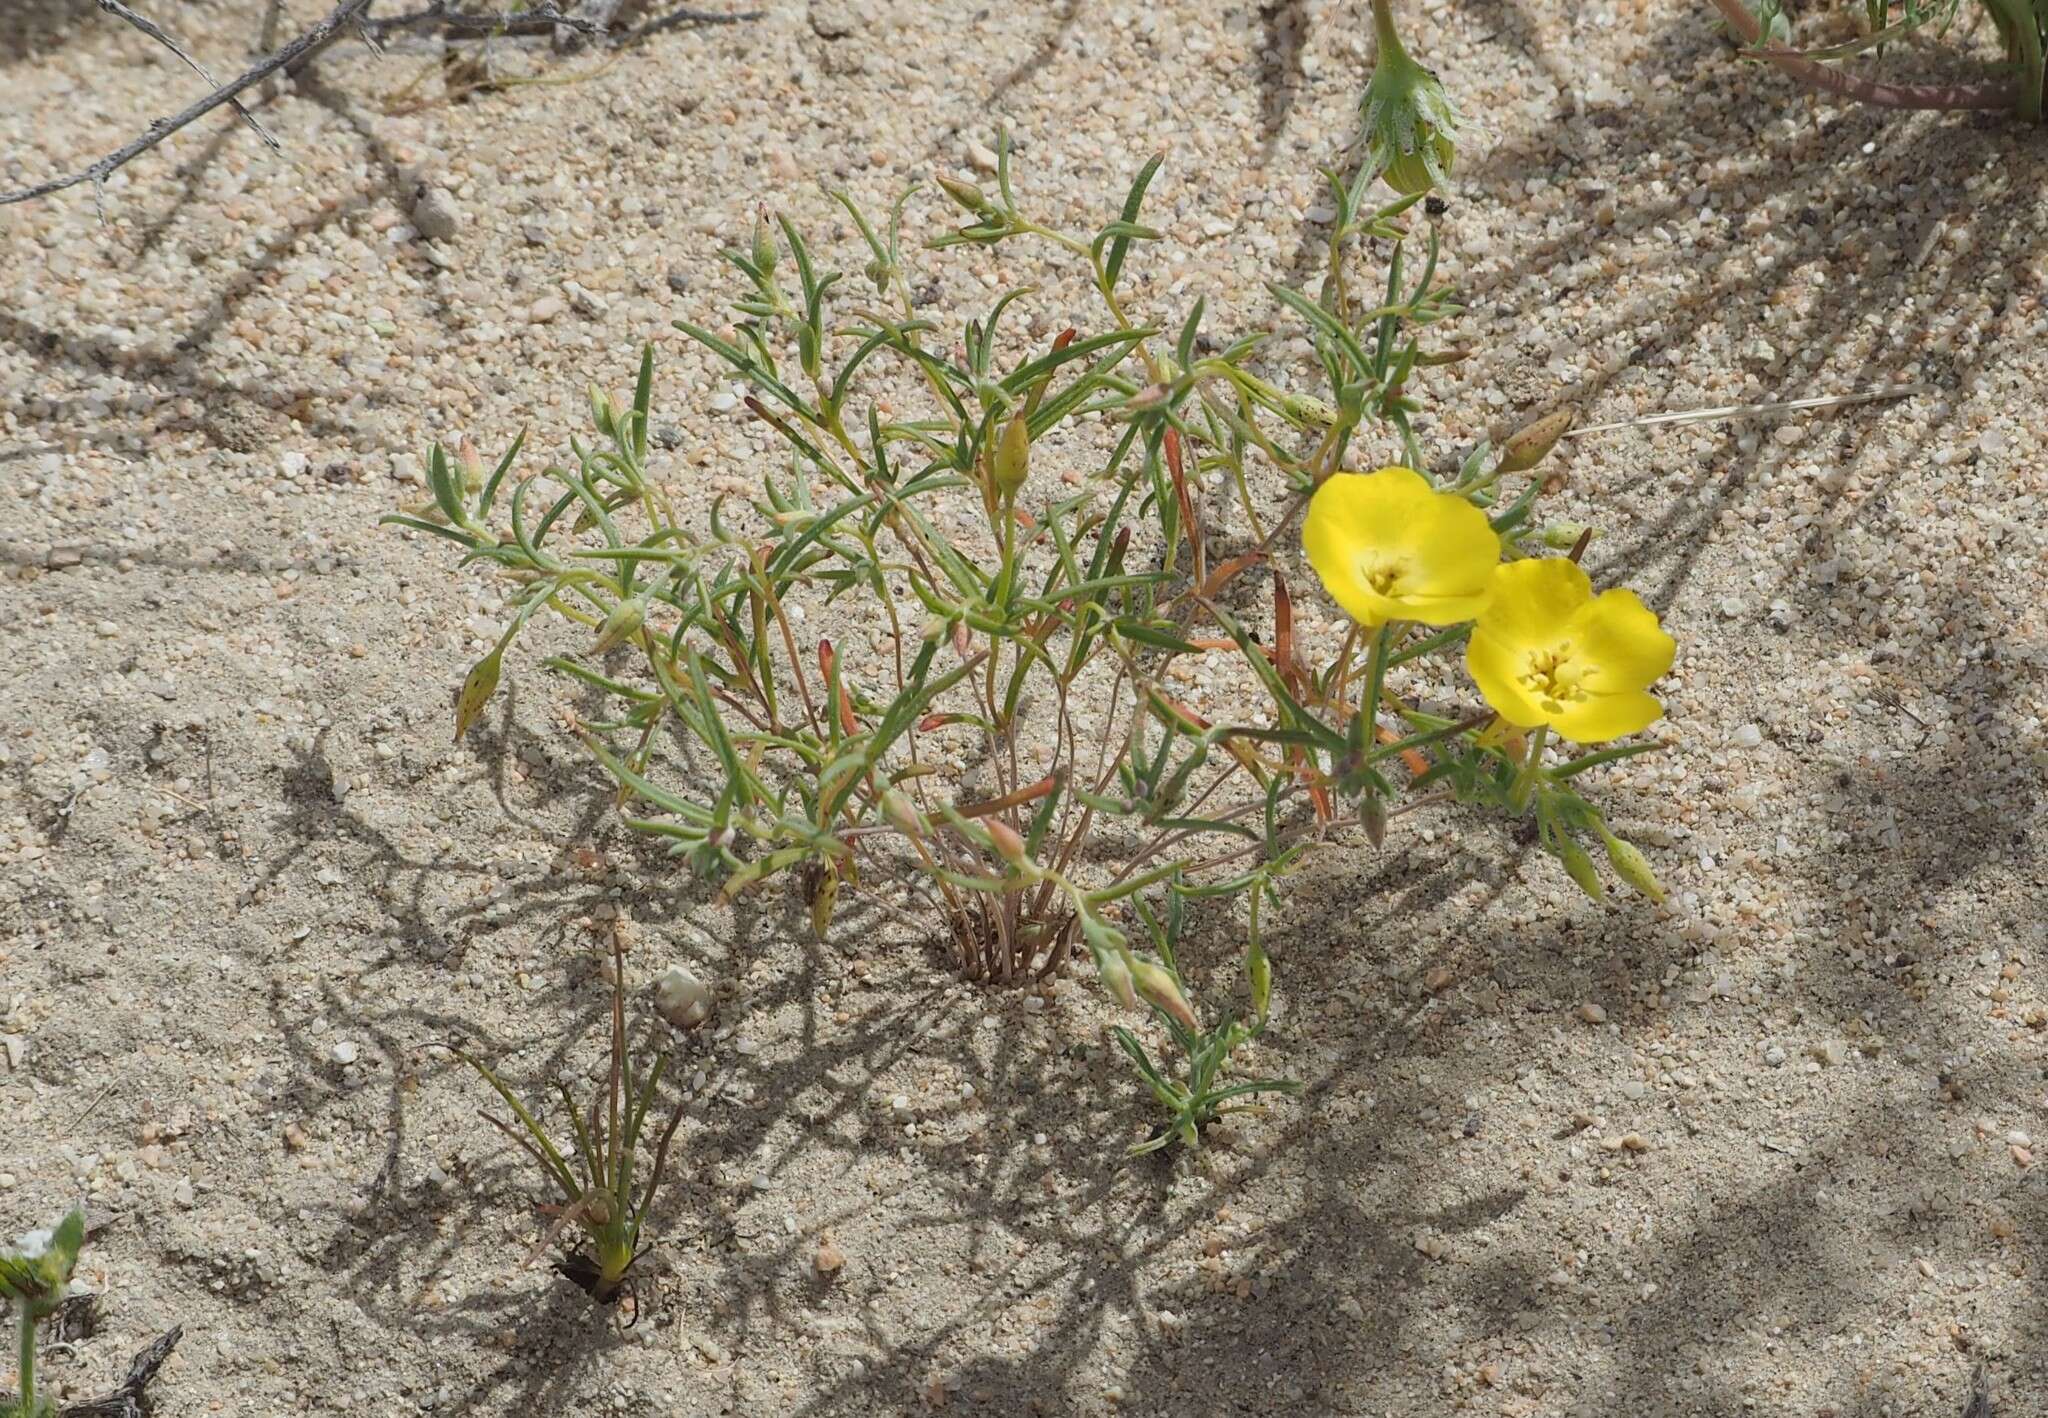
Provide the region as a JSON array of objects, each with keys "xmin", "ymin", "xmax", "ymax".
[{"xmin": 2, "ymin": 1, "xmax": 2045, "ymax": 1414}]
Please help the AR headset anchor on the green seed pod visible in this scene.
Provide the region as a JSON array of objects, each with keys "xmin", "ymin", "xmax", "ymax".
[
  {"xmin": 1540, "ymin": 522, "xmax": 1593, "ymax": 551},
  {"xmin": 1246, "ymin": 936, "xmax": 1272, "ymax": 1021},
  {"xmin": 1557, "ymin": 836, "xmax": 1605, "ymax": 902},
  {"xmin": 592, "ymin": 593, "xmax": 648, "ymax": 655},
  {"xmin": 935, "ymin": 175, "xmax": 993, "ymax": 215},
  {"xmin": 1359, "ymin": 0, "xmax": 1462, "ymax": 198},
  {"xmin": 992, "ymin": 411, "xmax": 1031, "ymax": 499},
  {"xmin": 1600, "ymin": 829, "xmax": 1666, "ymax": 904}
]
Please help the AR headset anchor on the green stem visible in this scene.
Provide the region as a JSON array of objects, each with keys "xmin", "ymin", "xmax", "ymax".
[
  {"xmin": 1371, "ymin": 0, "xmax": 1408, "ymax": 63},
  {"xmin": 16, "ymin": 1304, "xmax": 35, "ymax": 1417},
  {"xmin": 1509, "ymin": 725, "xmax": 1549, "ymax": 812}
]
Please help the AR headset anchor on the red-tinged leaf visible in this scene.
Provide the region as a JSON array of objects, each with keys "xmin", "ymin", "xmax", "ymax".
[
  {"xmin": 1376, "ymin": 723, "xmax": 1431, "ymax": 779},
  {"xmin": 1150, "ymin": 689, "xmax": 1211, "ymax": 732},
  {"xmin": 1274, "ymin": 567, "xmax": 1302, "ymax": 693},
  {"xmin": 958, "ymin": 774, "xmax": 1057, "ymax": 819},
  {"xmin": 817, "ymin": 638, "xmax": 837, "ymax": 682},
  {"xmin": 918, "ymin": 712, "xmax": 960, "ymax": 732},
  {"xmin": 1052, "ymin": 327, "xmax": 1077, "ymax": 354},
  {"xmin": 1193, "ymin": 550, "xmax": 1264, "ymax": 601}
]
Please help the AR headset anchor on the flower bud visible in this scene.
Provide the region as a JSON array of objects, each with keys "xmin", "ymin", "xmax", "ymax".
[
  {"xmin": 653, "ymin": 964, "xmax": 714, "ymax": 1030},
  {"xmin": 984, "ymin": 819, "xmax": 1029, "ymax": 868},
  {"xmin": 592, "ymin": 593, "xmax": 648, "ymax": 655},
  {"xmin": 1557, "ymin": 836, "xmax": 1605, "ymax": 902},
  {"xmin": 1600, "ymin": 829, "xmax": 1666, "ymax": 904},
  {"xmin": 750, "ymin": 218, "xmax": 777, "ymax": 275},
  {"xmin": 1540, "ymin": 522, "xmax": 1593, "ymax": 551},
  {"xmin": 1081, "ymin": 916, "xmax": 1137, "ymax": 1010},
  {"xmin": 935, "ymin": 175, "xmax": 993, "ymax": 215},
  {"xmin": 992, "ymin": 411, "xmax": 1031, "ymax": 499},
  {"xmin": 1096, "ymin": 947, "xmax": 1137, "ymax": 1011},
  {"xmin": 881, "ymin": 789, "xmax": 921, "ymax": 837},
  {"xmin": 1130, "ymin": 957, "xmax": 1199, "ymax": 1032},
  {"xmin": 1497, "ymin": 409, "xmax": 1576, "ymax": 474}
]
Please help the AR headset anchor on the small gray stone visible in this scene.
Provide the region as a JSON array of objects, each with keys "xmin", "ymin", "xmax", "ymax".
[{"xmin": 412, "ymin": 185, "xmax": 462, "ymax": 243}]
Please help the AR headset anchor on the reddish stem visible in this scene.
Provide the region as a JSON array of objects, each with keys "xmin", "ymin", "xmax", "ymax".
[{"xmin": 1703, "ymin": 0, "xmax": 2016, "ymax": 110}]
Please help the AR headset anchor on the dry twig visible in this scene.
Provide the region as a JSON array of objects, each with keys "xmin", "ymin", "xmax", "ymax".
[
  {"xmin": 0, "ymin": 0, "xmax": 375, "ymax": 211},
  {"xmin": 0, "ymin": 0, "xmax": 761, "ymax": 214}
]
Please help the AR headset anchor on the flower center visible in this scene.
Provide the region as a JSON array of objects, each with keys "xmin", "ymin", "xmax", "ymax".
[
  {"xmin": 1520, "ymin": 644, "xmax": 1587, "ymax": 713},
  {"xmin": 1359, "ymin": 555, "xmax": 1408, "ymax": 598}
]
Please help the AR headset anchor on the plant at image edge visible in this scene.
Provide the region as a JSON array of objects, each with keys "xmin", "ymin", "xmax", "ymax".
[{"xmin": 1, "ymin": 1207, "xmax": 83, "ymax": 1418}]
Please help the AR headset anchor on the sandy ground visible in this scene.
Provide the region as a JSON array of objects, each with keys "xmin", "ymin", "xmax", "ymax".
[{"xmin": 3, "ymin": 1, "xmax": 2047, "ymax": 1414}]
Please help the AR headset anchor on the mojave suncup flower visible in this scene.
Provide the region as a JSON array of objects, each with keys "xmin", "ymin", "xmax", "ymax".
[
  {"xmin": 1465, "ymin": 558, "xmax": 1676, "ymax": 743},
  {"xmin": 1302, "ymin": 466, "xmax": 1499, "ymax": 627}
]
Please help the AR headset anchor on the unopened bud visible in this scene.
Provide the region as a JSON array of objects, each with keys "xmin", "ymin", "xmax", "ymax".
[
  {"xmin": 1096, "ymin": 947, "xmax": 1137, "ymax": 1011},
  {"xmin": 1600, "ymin": 829, "xmax": 1666, "ymax": 904},
  {"xmin": 1540, "ymin": 522, "xmax": 1593, "ymax": 551},
  {"xmin": 588, "ymin": 383, "xmax": 620, "ymax": 438},
  {"xmin": 1130, "ymin": 957, "xmax": 1199, "ymax": 1032},
  {"xmin": 935, "ymin": 175, "xmax": 993, "ymax": 214},
  {"xmin": 992, "ymin": 412, "xmax": 1031, "ymax": 499},
  {"xmin": 592, "ymin": 593, "xmax": 648, "ymax": 655},
  {"xmin": 1557, "ymin": 836, "xmax": 1605, "ymax": 902},
  {"xmin": 1246, "ymin": 937, "xmax": 1272, "ymax": 1021},
  {"xmin": 1361, "ymin": 792, "xmax": 1387, "ymax": 848},
  {"xmin": 984, "ymin": 819, "xmax": 1028, "ymax": 867},
  {"xmin": 750, "ymin": 218, "xmax": 777, "ymax": 275},
  {"xmin": 881, "ymin": 789, "xmax": 921, "ymax": 836},
  {"xmin": 1081, "ymin": 916, "xmax": 1137, "ymax": 1010},
  {"xmin": 1497, "ymin": 409, "xmax": 1575, "ymax": 474}
]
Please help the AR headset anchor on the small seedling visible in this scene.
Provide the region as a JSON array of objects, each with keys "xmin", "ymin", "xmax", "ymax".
[
  {"xmin": 457, "ymin": 932, "xmax": 688, "ymax": 1305},
  {"xmin": 1111, "ymin": 873, "xmax": 1300, "ymax": 1155}
]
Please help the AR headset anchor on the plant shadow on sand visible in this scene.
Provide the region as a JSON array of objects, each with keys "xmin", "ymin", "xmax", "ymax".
[{"xmin": 92, "ymin": 2, "xmax": 2042, "ymax": 1410}]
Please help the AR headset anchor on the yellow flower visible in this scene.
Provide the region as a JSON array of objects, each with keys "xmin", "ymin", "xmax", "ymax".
[
  {"xmin": 1302, "ymin": 467, "xmax": 1498, "ymax": 627},
  {"xmin": 1465, "ymin": 558, "xmax": 1675, "ymax": 743}
]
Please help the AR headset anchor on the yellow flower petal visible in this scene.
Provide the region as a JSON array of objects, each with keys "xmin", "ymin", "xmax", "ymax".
[
  {"xmin": 1565, "ymin": 589, "xmax": 1675, "ymax": 694},
  {"xmin": 1474, "ymin": 557, "xmax": 1592, "ymax": 647},
  {"xmin": 1465, "ymin": 557, "xmax": 1675, "ymax": 742},
  {"xmin": 1464, "ymin": 627, "xmax": 1548, "ymax": 728},
  {"xmin": 1548, "ymin": 689, "xmax": 1665, "ymax": 744},
  {"xmin": 1302, "ymin": 467, "xmax": 1498, "ymax": 628}
]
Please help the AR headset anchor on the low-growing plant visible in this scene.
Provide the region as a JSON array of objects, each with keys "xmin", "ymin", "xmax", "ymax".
[
  {"xmin": 453, "ymin": 931, "xmax": 689, "ymax": 1304},
  {"xmin": 2, "ymin": 1207, "xmax": 83, "ymax": 1418},
  {"xmin": 1113, "ymin": 873, "xmax": 1299, "ymax": 1155},
  {"xmin": 390, "ymin": 93, "xmax": 1676, "ymax": 1149}
]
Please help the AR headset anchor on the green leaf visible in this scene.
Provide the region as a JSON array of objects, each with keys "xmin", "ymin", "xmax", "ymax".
[{"xmin": 1104, "ymin": 153, "xmax": 1164, "ymax": 290}]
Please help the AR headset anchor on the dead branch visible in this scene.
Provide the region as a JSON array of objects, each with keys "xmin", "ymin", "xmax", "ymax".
[
  {"xmin": 93, "ymin": 0, "xmax": 280, "ymax": 151},
  {"xmin": 0, "ymin": 0, "xmax": 375, "ymax": 210},
  {"xmin": 0, "ymin": 0, "xmax": 763, "ymax": 214}
]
